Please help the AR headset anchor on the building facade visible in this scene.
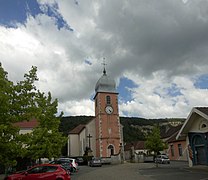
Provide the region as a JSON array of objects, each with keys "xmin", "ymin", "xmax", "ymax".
[
  {"xmin": 68, "ymin": 68, "xmax": 123, "ymax": 158},
  {"xmin": 94, "ymin": 68, "xmax": 121, "ymax": 157},
  {"xmin": 177, "ymin": 107, "xmax": 208, "ymax": 166}
]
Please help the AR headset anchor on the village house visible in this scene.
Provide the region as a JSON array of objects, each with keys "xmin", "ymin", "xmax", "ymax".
[
  {"xmin": 14, "ymin": 119, "xmax": 38, "ymax": 134},
  {"xmin": 177, "ymin": 107, "xmax": 208, "ymax": 167},
  {"xmin": 161, "ymin": 124, "xmax": 187, "ymax": 161}
]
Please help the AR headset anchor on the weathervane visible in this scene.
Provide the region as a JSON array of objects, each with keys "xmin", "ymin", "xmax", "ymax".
[{"xmin": 102, "ymin": 57, "xmax": 107, "ymax": 75}]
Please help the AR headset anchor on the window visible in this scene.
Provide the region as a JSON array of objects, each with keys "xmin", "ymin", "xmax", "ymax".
[
  {"xmin": 106, "ymin": 95, "xmax": 111, "ymax": 105},
  {"xmin": 170, "ymin": 145, "xmax": 174, "ymax": 156},
  {"xmin": 178, "ymin": 144, "xmax": 182, "ymax": 156},
  {"xmin": 28, "ymin": 167, "xmax": 42, "ymax": 174}
]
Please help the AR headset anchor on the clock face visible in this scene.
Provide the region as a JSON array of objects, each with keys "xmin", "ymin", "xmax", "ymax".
[{"xmin": 105, "ymin": 106, "xmax": 113, "ymax": 114}]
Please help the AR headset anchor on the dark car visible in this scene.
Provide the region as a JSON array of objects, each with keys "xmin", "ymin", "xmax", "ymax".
[
  {"xmin": 4, "ymin": 164, "xmax": 71, "ymax": 180},
  {"xmin": 89, "ymin": 157, "xmax": 102, "ymax": 167},
  {"xmin": 75, "ymin": 157, "xmax": 85, "ymax": 165},
  {"xmin": 57, "ymin": 158, "xmax": 78, "ymax": 172},
  {"xmin": 155, "ymin": 155, "xmax": 170, "ymax": 164},
  {"xmin": 50, "ymin": 160, "xmax": 74, "ymax": 173}
]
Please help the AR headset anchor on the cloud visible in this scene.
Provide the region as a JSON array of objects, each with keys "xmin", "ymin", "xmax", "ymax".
[{"xmin": 1, "ymin": 0, "xmax": 208, "ymax": 118}]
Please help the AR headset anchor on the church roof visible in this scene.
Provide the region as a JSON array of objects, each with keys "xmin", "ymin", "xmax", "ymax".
[
  {"xmin": 95, "ymin": 68, "xmax": 116, "ymax": 94},
  {"xmin": 69, "ymin": 124, "xmax": 86, "ymax": 134}
]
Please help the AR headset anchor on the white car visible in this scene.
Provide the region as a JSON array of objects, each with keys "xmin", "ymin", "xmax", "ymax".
[{"xmin": 58, "ymin": 158, "xmax": 78, "ymax": 171}]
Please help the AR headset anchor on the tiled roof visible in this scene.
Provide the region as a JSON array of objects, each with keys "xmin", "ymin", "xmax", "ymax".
[
  {"xmin": 14, "ymin": 119, "xmax": 38, "ymax": 128},
  {"xmin": 69, "ymin": 124, "xmax": 86, "ymax": 134},
  {"xmin": 124, "ymin": 141, "xmax": 145, "ymax": 151},
  {"xmin": 196, "ymin": 107, "xmax": 208, "ymax": 116}
]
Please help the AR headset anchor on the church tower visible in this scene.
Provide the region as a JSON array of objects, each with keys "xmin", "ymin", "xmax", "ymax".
[{"xmin": 94, "ymin": 67, "xmax": 121, "ymax": 157}]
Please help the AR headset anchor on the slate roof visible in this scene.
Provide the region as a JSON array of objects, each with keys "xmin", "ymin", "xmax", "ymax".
[
  {"xmin": 160, "ymin": 124, "xmax": 183, "ymax": 139},
  {"xmin": 14, "ymin": 119, "xmax": 38, "ymax": 128},
  {"xmin": 69, "ymin": 124, "xmax": 86, "ymax": 134},
  {"xmin": 195, "ymin": 107, "xmax": 208, "ymax": 116},
  {"xmin": 166, "ymin": 130, "xmax": 186, "ymax": 143}
]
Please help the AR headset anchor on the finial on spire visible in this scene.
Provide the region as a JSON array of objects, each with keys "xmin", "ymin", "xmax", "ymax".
[{"xmin": 102, "ymin": 57, "xmax": 107, "ymax": 75}]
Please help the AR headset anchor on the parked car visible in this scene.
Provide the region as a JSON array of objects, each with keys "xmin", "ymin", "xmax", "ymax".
[
  {"xmin": 4, "ymin": 164, "xmax": 71, "ymax": 180},
  {"xmin": 75, "ymin": 157, "xmax": 85, "ymax": 165},
  {"xmin": 155, "ymin": 155, "xmax": 170, "ymax": 164},
  {"xmin": 50, "ymin": 160, "xmax": 74, "ymax": 173},
  {"xmin": 89, "ymin": 157, "xmax": 102, "ymax": 167},
  {"xmin": 57, "ymin": 158, "xmax": 78, "ymax": 172}
]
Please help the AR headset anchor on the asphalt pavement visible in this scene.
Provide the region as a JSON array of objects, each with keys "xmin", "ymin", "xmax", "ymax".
[{"xmin": 1, "ymin": 161, "xmax": 208, "ymax": 180}]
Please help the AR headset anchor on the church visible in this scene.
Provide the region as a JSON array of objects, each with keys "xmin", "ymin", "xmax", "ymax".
[{"xmin": 67, "ymin": 67, "xmax": 124, "ymax": 159}]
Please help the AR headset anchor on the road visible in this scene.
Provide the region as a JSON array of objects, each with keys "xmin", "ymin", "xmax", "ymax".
[
  {"xmin": 1, "ymin": 161, "xmax": 208, "ymax": 180},
  {"xmin": 72, "ymin": 161, "xmax": 208, "ymax": 180}
]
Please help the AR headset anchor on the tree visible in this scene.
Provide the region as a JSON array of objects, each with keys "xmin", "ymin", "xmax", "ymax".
[
  {"xmin": 0, "ymin": 63, "xmax": 22, "ymax": 172},
  {"xmin": 145, "ymin": 125, "xmax": 166, "ymax": 166},
  {"xmin": 0, "ymin": 64, "xmax": 66, "ymax": 171},
  {"xmin": 26, "ymin": 91, "xmax": 67, "ymax": 162}
]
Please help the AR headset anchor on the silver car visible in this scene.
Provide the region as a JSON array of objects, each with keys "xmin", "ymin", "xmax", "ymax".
[
  {"xmin": 155, "ymin": 155, "xmax": 170, "ymax": 164},
  {"xmin": 89, "ymin": 157, "xmax": 102, "ymax": 167}
]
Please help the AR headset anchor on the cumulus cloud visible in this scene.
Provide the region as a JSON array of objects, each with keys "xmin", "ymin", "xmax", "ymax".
[{"xmin": 1, "ymin": 0, "xmax": 208, "ymax": 118}]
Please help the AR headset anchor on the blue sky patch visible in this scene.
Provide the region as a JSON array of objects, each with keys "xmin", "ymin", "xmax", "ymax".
[
  {"xmin": 40, "ymin": 3, "xmax": 72, "ymax": 30},
  {"xmin": 0, "ymin": 0, "xmax": 72, "ymax": 30},
  {"xmin": 0, "ymin": 0, "xmax": 41, "ymax": 27},
  {"xmin": 167, "ymin": 83, "xmax": 182, "ymax": 97},
  {"xmin": 84, "ymin": 59, "xmax": 92, "ymax": 65},
  {"xmin": 194, "ymin": 74, "xmax": 208, "ymax": 89},
  {"xmin": 117, "ymin": 77, "xmax": 138, "ymax": 103}
]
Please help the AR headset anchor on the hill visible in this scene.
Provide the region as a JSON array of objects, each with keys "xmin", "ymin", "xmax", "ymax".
[{"xmin": 59, "ymin": 116, "xmax": 185, "ymax": 143}]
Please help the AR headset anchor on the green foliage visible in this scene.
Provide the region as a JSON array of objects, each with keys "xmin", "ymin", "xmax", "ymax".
[
  {"xmin": 12, "ymin": 66, "xmax": 39, "ymax": 121},
  {"xmin": 0, "ymin": 63, "xmax": 21, "ymax": 168},
  {"xmin": 59, "ymin": 116, "xmax": 185, "ymax": 144},
  {"xmin": 60, "ymin": 116, "xmax": 94, "ymax": 135},
  {"xmin": 26, "ymin": 91, "xmax": 67, "ymax": 160},
  {"xmin": 0, "ymin": 63, "xmax": 66, "ymax": 170},
  {"xmin": 145, "ymin": 126, "xmax": 165, "ymax": 155}
]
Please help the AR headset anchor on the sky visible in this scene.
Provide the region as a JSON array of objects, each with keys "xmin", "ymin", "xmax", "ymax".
[{"xmin": 1, "ymin": 0, "xmax": 208, "ymax": 119}]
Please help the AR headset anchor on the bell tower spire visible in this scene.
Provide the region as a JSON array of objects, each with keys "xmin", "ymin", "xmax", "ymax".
[
  {"xmin": 94, "ymin": 61, "xmax": 121, "ymax": 158},
  {"xmin": 102, "ymin": 58, "xmax": 107, "ymax": 75}
]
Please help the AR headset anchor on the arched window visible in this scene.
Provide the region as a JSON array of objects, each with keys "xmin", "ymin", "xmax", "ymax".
[
  {"xmin": 108, "ymin": 145, "xmax": 114, "ymax": 155},
  {"xmin": 106, "ymin": 95, "xmax": 111, "ymax": 105}
]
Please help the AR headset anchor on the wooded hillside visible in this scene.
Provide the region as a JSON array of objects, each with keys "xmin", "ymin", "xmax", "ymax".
[{"xmin": 59, "ymin": 116, "xmax": 185, "ymax": 143}]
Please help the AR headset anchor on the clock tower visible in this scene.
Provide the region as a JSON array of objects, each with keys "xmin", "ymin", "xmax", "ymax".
[{"xmin": 94, "ymin": 67, "xmax": 121, "ymax": 157}]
